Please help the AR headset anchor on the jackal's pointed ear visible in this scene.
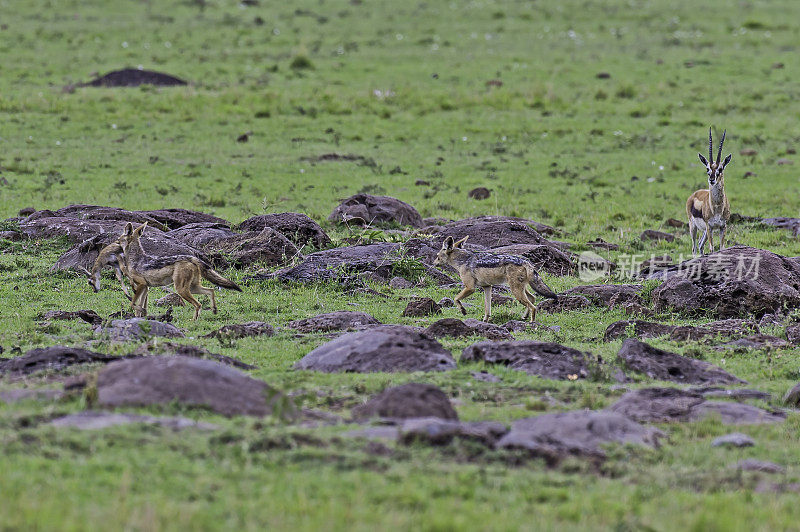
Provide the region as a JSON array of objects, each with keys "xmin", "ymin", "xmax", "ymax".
[
  {"xmin": 132, "ymin": 222, "xmax": 147, "ymax": 238},
  {"xmin": 721, "ymin": 153, "xmax": 732, "ymax": 168},
  {"xmin": 443, "ymin": 236, "xmax": 455, "ymax": 250},
  {"xmin": 453, "ymin": 236, "xmax": 468, "ymax": 248},
  {"xmin": 698, "ymin": 153, "xmax": 709, "ymax": 167},
  {"xmin": 123, "ymin": 223, "xmax": 133, "ymax": 236}
]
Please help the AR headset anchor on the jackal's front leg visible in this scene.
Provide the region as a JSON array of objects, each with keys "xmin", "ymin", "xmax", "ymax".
[{"xmin": 453, "ymin": 286, "xmax": 475, "ymax": 316}]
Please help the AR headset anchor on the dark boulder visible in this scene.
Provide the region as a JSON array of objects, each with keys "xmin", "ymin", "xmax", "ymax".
[
  {"xmin": 640, "ymin": 230, "xmax": 675, "ymax": 243},
  {"xmin": 203, "ymin": 228, "xmax": 298, "ymax": 268},
  {"xmin": 422, "ymin": 218, "xmax": 550, "ymax": 249},
  {"xmin": 81, "ymin": 68, "xmax": 188, "ymax": 87},
  {"xmin": 352, "ymin": 383, "xmax": 458, "ymax": 421},
  {"xmin": 495, "ymin": 410, "xmax": 664, "ymax": 459},
  {"xmin": 399, "ymin": 418, "xmax": 507, "ymax": 446},
  {"xmin": 461, "ymin": 341, "xmax": 600, "ymax": 380},
  {"xmin": 202, "ymin": 322, "xmax": 274, "ymax": 340},
  {"xmin": 128, "ymin": 341, "xmax": 255, "ymax": 370},
  {"xmin": 424, "ymin": 318, "xmax": 514, "ymax": 341},
  {"xmin": 0, "ymin": 346, "xmax": 128, "ymax": 376},
  {"xmin": 616, "ymin": 339, "xmax": 746, "ymax": 385},
  {"xmin": 650, "ymin": 246, "xmax": 800, "ymax": 318},
  {"xmin": 294, "ymin": 325, "xmax": 456, "ymax": 373},
  {"xmin": 286, "ymin": 311, "xmax": 381, "ymax": 333},
  {"xmin": 41, "ymin": 309, "xmax": 103, "ymax": 326},
  {"xmin": 236, "ymin": 213, "xmax": 331, "ymax": 249},
  {"xmin": 98, "ymin": 318, "xmax": 184, "ymax": 342},
  {"xmin": 402, "ymin": 297, "xmax": 442, "ymax": 317},
  {"xmin": 329, "ymin": 194, "xmax": 423, "ymax": 228},
  {"xmin": 489, "ymin": 244, "xmax": 574, "ymax": 276},
  {"xmin": 166, "ymin": 223, "xmax": 237, "ymax": 248},
  {"xmin": 562, "ymin": 284, "xmax": 643, "ymax": 308},
  {"xmin": 96, "ymin": 356, "xmax": 292, "ymax": 418}
]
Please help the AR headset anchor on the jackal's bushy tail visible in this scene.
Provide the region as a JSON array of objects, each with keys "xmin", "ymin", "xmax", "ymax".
[
  {"xmin": 200, "ymin": 265, "xmax": 243, "ymax": 291},
  {"xmin": 528, "ymin": 269, "xmax": 558, "ymax": 300}
]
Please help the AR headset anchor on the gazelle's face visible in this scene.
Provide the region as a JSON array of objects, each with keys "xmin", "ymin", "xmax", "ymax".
[{"xmin": 698, "ymin": 153, "xmax": 732, "ymax": 187}]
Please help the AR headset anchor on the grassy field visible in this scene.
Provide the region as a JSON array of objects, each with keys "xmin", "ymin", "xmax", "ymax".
[{"xmin": 3, "ymin": 0, "xmax": 800, "ymax": 530}]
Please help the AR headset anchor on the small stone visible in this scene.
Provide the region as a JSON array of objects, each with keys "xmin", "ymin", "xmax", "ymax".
[
  {"xmin": 712, "ymin": 433, "xmax": 755, "ymax": 448},
  {"xmin": 389, "ymin": 276, "xmax": 414, "ymax": 289},
  {"xmin": 402, "ymin": 297, "xmax": 442, "ymax": 317},
  {"xmin": 734, "ymin": 459, "xmax": 785, "ymax": 474},
  {"xmin": 467, "ymin": 187, "xmax": 491, "ymax": 200}
]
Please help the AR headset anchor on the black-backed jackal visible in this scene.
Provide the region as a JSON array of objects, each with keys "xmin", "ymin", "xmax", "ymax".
[
  {"xmin": 118, "ymin": 223, "xmax": 242, "ymax": 320},
  {"xmin": 687, "ymin": 127, "xmax": 732, "ymax": 256},
  {"xmin": 433, "ymin": 236, "xmax": 558, "ymax": 323},
  {"xmin": 85, "ymin": 241, "xmax": 131, "ymax": 299}
]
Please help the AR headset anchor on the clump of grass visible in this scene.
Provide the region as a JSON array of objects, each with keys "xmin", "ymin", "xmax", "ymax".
[{"xmin": 290, "ymin": 55, "xmax": 314, "ymax": 70}]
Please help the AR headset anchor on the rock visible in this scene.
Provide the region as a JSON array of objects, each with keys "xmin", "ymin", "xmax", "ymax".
[
  {"xmin": 424, "ymin": 318, "xmax": 513, "ymax": 341},
  {"xmin": 495, "ymin": 410, "xmax": 664, "ymax": 459},
  {"xmin": 609, "ymin": 388, "xmax": 786, "ymax": 425},
  {"xmin": 640, "ymin": 229, "xmax": 675, "ymax": 243},
  {"xmin": 650, "ymin": 246, "xmax": 800, "ymax": 318},
  {"xmin": 128, "ymin": 341, "xmax": 255, "ymax": 370},
  {"xmin": 248, "ymin": 242, "xmax": 453, "ymax": 286},
  {"xmin": 782, "ymin": 382, "xmax": 800, "ymax": 406},
  {"xmin": 20, "ymin": 216, "xmax": 131, "ymax": 244},
  {"xmin": 203, "ymin": 227, "xmax": 297, "ymax": 268},
  {"xmin": 638, "ymin": 255, "xmax": 673, "ymax": 277},
  {"xmin": 202, "ymin": 322, "xmax": 274, "ymax": 340},
  {"xmin": 389, "ymin": 276, "xmax": 414, "ymax": 289},
  {"xmin": 776, "ymin": 158, "xmax": 793, "ymax": 165},
  {"xmin": 80, "ymin": 68, "xmax": 187, "ymax": 87},
  {"xmin": 467, "ymin": 187, "xmax": 491, "ymax": 200},
  {"xmin": 328, "ymin": 193, "xmax": 423, "ymax": 227},
  {"xmin": 714, "ymin": 334, "xmax": 789, "ymax": 351},
  {"xmin": 286, "ymin": 311, "xmax": 381, "ymax": 334},
  {"xmin": 421, "ymin": 218, "xmax": 551, "ymax": 249},
  {"xmin": 0, "ymin": 230, "xmax": 23, "ymax": 241},
  {"xmin": 99, "ymin": 319, "xmax": 184, "ymax": 342},
  {"xmin": 155, "ymin": 292, "xmax": 185, "ymax": 307},
  {"xmin": 33, "ymin": 205, "xmax": 170, "ymax": 230},
  {"xmin": 759, "ymin": 312, "xmax": 787, "ymax": 329},
  {"xmin": 712, "ymin": 433, "xmax": 755, "ymax": 448},
  {"xmin": 605, "ymin": 319, "xmax": 760, "ymax": 342},
  {"xmin": 41, "ymin": 309, "xmax": 102, "ymax": 326},
  {"xmin": 235, "ymin": 213, "xmax": 332, "ymax": 249},
  {"xmin": 402, "ymin": 297, "xmax": 442, "ymax": 317},
  {"xmin": 136, "ymin": 208, "xmax": 228, "ymax": 229},
  {"xmin": 352, "ymin": 383, "xmax": 458, "ymax": 421},
  {"xmin": 342, "ymin": 426, "xmax": 400, "ymax": 441},
  {"xmin": 0, "ymin": 346, "xmax": 128, "ymax": 376},
  {"xmin": 18, "ymin": 207, "xmax": 36, "ymax": 216},
  {"xmin": 471, "ymin": 371, "xmax": 501, "ymax": 383},
  {"xmin": 295, "ymin": 326, "xmax": 455, "ymax": 373},
  {"xmin": 616, "ymin": 339, "xmax": 746, "ymax": 385},
  {"xmin": 562, "ymin": 284, "xmax": 643, "ymax": 308},
  {"xmin": 587, "ymin": 238, "xmax": 619, "ymax": 251},
  {"xmin": 50, "ymin": 411, "xmax": 217, "ymax": 430},
  {"xmin": 399, "ymin": 418, "xmax": 508, "ymax": 446},
  {"xmin": 461, "ymin": 341, "xmax": 600, "ymax": 380},
  {"xmin": 539, "ymin": 295, "xmax": 593, "ymax": 314},
  {"xmin": 787, "ymin": 324, "xmax": 800, "ymax": 345},
  {"xmin": 166, "ymin": 223, "xmax": 237, "ymax": 248},
  {"xmin": 0, "ymin": 388, "xmax": 63, "ymax": 403},
  {"xmin": 734, "ymin": 459, "xmax": 785, "ymax": 474},
  {"xmin": 761, "ymin": 217, "xmax": 800, "ymax": 237},
  {"xmin": 97, "ymin": 356, "xmax": 292, "ymax": 418},
  {"xmin": 488, "ymin": 244, "xmax": 574, "ymax": 276},
  {"xmin": 691, "ymin": 387, "xmax": 771, "ymax": 401},
  {"xmin": 665, "ymin": 218, "xmax": 687, "ymax": 229}
]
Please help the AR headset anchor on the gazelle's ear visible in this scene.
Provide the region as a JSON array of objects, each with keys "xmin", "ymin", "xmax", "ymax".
[
  {"xmin": 698, "ymin": 153, "xmax": 709, "ymax": 167},
  {"xmin": 123, "ymin": 223, "xmax": 133, "ymax": 236},
  {"xmin": 721, "ymin": 154, "xmax": 732, "ymax": 168},
  {"xmin": 443, "ymin": 236, "xmax": 455, "ymax": 250},
  {"xmin": 453, "ymin": 236, "xmax": 468, "ymax": 248}
]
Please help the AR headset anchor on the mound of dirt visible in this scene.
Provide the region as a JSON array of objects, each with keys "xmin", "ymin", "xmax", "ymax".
[
  {"xmin": 41, "ymin": 309, "xmax": 103, "ymax": 326},
  {"xmin": 399, "ymin": 418, "xmax": 508, "ymax": 446},
  {"xmin": 286, "ymin": 311, "xmax": 381, "ymax": 333},
  {"xmin": 128, "ymin": 341, "xmax": 255, "ymax": 370},
  {"xmin": 604, "ymin": 319, "xmax": 760, "ymax": 342},
  {"xmin": 461, "ymin": 341, "xmax": 600, "ymax": 380},
  {"xmin": 424, "ymin": 318, "xmax": 514, "ymax": 341},
  {"xmin": 402, "ymin": 297, "xmax": 442, "ymax": 317},
  {"xmin": 609, "ymin": 387, "xmax": 786, "ymax": 425},
  {"xmin": 649, "ymin": 246, "xmax": 800, "ymax": 318},
  {"xmin": 561, "ymin": 284, "xmax": 644, "ymax": 308},
  {"xmin": 294, "ymin": 325, "xmax": 456, "ymax": 373},
  {"xmin": 0, "ymin": 346, "xmax": 129, "ymax": 376},
  {"xmin": 97, "ymin": 356, "xmax": 291, "ymax": 418},
  {"xmin": 236, "ymin": 213, "xmax": 331, "ymax": 249},
  {"xmin": 203, "ymin": 228, "xmax": 298, "ymax": 268},
  {"xmin": 496, "ymin": 410, "xmax": 664, "ymax": 460},
  {"xmin": 166, "ymin": 223, "xmax": 237, "ymax": 248},
  {"xmin": 352, "ymin": 383, "xmax": 458, "ymax": 421},
  {"xmin": 82, "ymin": 68, "xmax": 187, "ymax": 87},
  {"xmin": 616, "ymin": 339, "xmax": 746, "ymax": 385},
  {"xmin": 329, "ymin": 194, "xmax": 423, "ymax": 228}
]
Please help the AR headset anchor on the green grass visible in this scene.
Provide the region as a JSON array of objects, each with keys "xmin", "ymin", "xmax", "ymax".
[{"xmin": 3, "ymin": 0, "xmax": 800, "ymax": 530}]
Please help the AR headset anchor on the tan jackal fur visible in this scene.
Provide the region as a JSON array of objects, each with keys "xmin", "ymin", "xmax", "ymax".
[
  {"xmin": 687, "ymin": 127, "xmax": 732, "ymax": 255},
  {"xmin": 86, "ymin": 241, "xmax": 131, "ymax": 300},
  {"xmin": 118, "ymin": 223, "xmax": 242, "ymax": 320},
  {"xmin": 433, "ymin": 236, "xmax": 558, "ymax": 323}
]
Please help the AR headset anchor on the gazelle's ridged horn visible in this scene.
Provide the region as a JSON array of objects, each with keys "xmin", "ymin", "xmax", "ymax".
[
  {"xmin": 708, "ymin": 127, "xmax": 714, "ymax": 163},
  {"xmin": 717, "ymin": 129, "xmax": 726, "ymax": 164}
]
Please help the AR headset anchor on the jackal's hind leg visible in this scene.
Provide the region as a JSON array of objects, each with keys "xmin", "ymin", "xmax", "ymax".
[
  {"xmin": 482, "ymin": 286, "xmax": 492, "ymax": 322},
  {"xmin": 509, "ymin": 279, "xmax": 537, "ymax": 324},
  {"xmin": 190, "ymin": 281, "xmax": 217, "ymax": 315}
]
